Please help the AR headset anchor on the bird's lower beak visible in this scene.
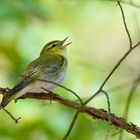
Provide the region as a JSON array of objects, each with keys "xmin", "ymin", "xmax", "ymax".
[{"xmin": 60, "ymin": 37, "xmax": 72, "ymax": 48}]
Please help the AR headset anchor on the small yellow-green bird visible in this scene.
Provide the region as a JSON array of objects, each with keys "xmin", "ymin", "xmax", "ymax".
[{"xmin": 0, "ymin": 37, "xmax": 71, "ymax": 108}]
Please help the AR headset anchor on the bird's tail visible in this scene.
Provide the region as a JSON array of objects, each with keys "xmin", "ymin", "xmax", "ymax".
[{"xmin": 0, "ymin": 75, "xmax": 31, "ymax": 108}]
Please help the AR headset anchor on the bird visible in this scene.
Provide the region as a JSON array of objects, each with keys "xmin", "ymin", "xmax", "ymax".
[{"xmin": 0, "ymin": 37, "xmax": 71, "ymax": 108}]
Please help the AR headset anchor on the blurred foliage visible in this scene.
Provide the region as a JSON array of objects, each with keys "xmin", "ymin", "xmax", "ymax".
[{"xmin": 0, "ymin": 0, "xmax": 140, "ymax": 140}]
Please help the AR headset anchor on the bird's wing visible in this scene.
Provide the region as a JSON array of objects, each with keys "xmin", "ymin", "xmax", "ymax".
[
  {"xmin": 24, "ymin": 54, "xmax": 65, "ymax": 77},
  {"xmin": 11, "ymin": 54, "xmax": 65, "ymax": 95},
  {"xmin": 7, "ymin": 58, "xmax": 42, "ymax": 96}
]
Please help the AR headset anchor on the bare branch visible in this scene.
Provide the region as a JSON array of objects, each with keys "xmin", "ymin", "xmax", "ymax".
[
  {"xmin": 2, "ymin": 108, "xmax": 21, "ymax": 123},
  {"xmin": 101, "ymin": 90, "xmax": 111, "ymax": 115},
  {"xmin": 106, "ymin": 0, "xmax": 140, "ymax": 9},
  {"xmin": 84, "ymin": 0, "xmax": 140, "ymax": 105},
  {"xmin": 101, "ymin": 90, "xmax": 111, "ymax": 140},
  {"xmin": 117, "ymin": 1, "xmax": 133, "ymax": 49},
  {"xmin": 124, "ymin": 74, "xmax": 140, "ymax": 120},
  {"xmin": 1, "ymin": 89, "xmax": 140, "ymax": 138},
  {"xmin": 84, "ymin": 41, "xmax": 140, "ymax": 105},
  {"xmin": 119, "ymin": 72, "xmax": 140, "ymax": 140},
  {"xmin": 63, "ymin": 110, "xmax": 80, "ymax": 140}
]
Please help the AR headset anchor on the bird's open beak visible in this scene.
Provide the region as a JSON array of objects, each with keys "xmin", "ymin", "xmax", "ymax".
[{"xmin": 60, "ymin": 37, "xmax": 72, "ymax": 48}]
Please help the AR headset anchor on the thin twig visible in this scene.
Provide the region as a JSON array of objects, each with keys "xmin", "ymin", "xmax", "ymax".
[
  {"xmin": 81, "ymin": 1, "xmax": 140, "ymax": 138},
  {"xmin": 100, "ymin": 40, "xmax": 139, "ymax": 89},
  {"xmin": 84, "ymin": 41, "xmax": 140, "ymax": 105},
  {"xmin": 101, "ymin": 90, "xmax": 111, "ymax": 114},
  {"xmin": 106, "ymin": 0, "xmax": 140, "ymax": 9},
  {"xmin": 133, "ymin": 13, "xmax": 140, "ymax": 43},
  {"xmin": 2, "ymin": 108, "xmax": 21, "ymax": 123},
  {"xmin": 84, "ymin": 0, "xmax": 140, "ymax": 105},
  {"xmin": 42, "ymin": 87, "xmax": 81, "ymax": 140},
  {"xmin": 63, "ymin": 110, "xmax": 80, "ymax": 140},
  {"xmin": 0, "ymin": 89, "xmax": 21, "ymax": 123},
  {"xmin": 37, "ymin": 77, "xmax": 84, "ymax": 140},
  {"xmin": 117, "ymin": 1, "xmax": 133, "ymax": 49},
  {"xmin": 124, "ymin": 74, "xmax": 140, "ymax": 120},
  {"xmin": 105, "ymin": 126, "xmax": 111, "ymax": 140},
  {"xmin": 102, "ymin": 90, "xmax": 111, "ymax": 140},
  {"xmin": 119, "ymin": 73, "xmax": 140, "ymax": 140}
]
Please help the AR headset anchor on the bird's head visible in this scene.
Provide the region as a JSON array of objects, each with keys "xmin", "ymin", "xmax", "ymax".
[{"xmin": 40, "ymin": 37, "xmax": 71, "ymax": 56}]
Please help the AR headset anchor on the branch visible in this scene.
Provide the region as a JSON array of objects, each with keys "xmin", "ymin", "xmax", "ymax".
[
  {"xmin": 0, "ymin": 89, "xmax": 140, "ymax": 138},
  {"xmin": 107, "ymin": 0, "xmax": 140, "ymax": 9},
  {"xmin": 119, "ymin": 72, "xmax": 140, "ymax": 140},
  {"xmin": 63, "ymin": 110, "xmax": 80, "ymax": 140},
  {"xmin": 84, "ymin": 39, "xmax": 140, "ymax": 105},
  {"xmin": 117, "ymin": 1, "xmax": 132, "ymax": 49}
]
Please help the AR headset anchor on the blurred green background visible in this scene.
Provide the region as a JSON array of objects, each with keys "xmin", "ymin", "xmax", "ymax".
[{"xmin": 0, "ymin": 0, "xmax": 140, "ymax": 140}]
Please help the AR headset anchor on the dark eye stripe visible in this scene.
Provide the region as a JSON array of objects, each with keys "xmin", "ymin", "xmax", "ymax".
[{"xmin": 48, "ymin": 44, "xmax": 57, "ymax": 50}]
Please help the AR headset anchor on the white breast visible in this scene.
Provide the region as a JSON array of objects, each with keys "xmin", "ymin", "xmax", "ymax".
[{"xmin": 15, "ymin": 71, "xmax": 66, "ymax": 99}]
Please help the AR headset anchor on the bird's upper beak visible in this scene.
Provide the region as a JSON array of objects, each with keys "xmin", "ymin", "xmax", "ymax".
[{"xmin": 60, "ymin": 37, "xmax": 72, "ymax": 48}]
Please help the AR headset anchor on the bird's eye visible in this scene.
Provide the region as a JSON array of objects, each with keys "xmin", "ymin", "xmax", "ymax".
[{"xmin": 52, "ymin": 44, "xmax": 56, "ymax": 48}]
